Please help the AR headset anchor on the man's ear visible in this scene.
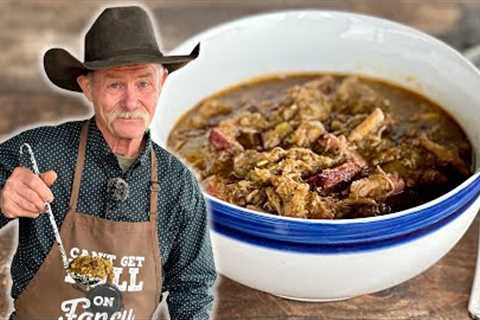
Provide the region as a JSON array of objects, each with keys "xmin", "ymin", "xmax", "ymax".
[
  {"xmin": 160, "ymin": 67, "xmax": 168, "ymax": 86},
  {"xmin": 77, "ymin": 74, "xmax": 93, "ymax": 102}
]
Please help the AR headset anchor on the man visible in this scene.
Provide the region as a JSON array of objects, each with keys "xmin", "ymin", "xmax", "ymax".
[{"xmin": 0, "ymin": 5, "xmax": 216, "ymax": 320}]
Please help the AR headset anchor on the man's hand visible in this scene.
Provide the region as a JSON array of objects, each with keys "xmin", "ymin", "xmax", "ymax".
[{"xmin": 0, "ymin": 167, "xmax": 57, "ymax": 219}]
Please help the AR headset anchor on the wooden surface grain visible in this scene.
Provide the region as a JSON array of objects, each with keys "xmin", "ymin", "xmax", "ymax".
[{"xmin": 1, "ymin": 1, "xmax": 480, "ymax": 319}]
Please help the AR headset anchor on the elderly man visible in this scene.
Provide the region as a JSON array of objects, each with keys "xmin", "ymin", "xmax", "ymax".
[{"xmin": 0, "ymin": 5, "xmax": 216, "ymax": 320}]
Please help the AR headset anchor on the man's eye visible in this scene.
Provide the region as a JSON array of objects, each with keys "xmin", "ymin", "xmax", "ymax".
[
  {"xmin": 108, "ymin": 82, "xmax": 122, "ymax": 89},
  {"xmin": 138, "ymin": 81, "xmax": 150, "ymax": 88}
]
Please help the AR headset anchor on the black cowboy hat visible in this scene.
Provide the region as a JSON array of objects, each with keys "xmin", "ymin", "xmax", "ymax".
[{"xmin": 44, "ymin": 5, "xmax": 200, "ymax": 92}]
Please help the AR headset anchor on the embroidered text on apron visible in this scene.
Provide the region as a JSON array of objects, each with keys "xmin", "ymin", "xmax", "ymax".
[{"xmin": 14, "ymin": 120, "xmax": 162, "ymax": 320}]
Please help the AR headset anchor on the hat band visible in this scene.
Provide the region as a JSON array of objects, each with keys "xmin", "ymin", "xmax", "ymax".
[{"xmin": 85, "ymin": 47, "xmax": 163, "ymax": 62}]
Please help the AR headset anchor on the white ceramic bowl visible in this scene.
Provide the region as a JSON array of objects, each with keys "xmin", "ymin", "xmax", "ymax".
[{"xmin": 150, "ymin": 10, "xmax": 480, "ymax": 301}]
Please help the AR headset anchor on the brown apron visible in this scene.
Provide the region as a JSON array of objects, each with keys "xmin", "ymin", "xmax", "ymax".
[{"xmin": 14, "ymin": 120, "xmax": 162, "ymax": 320}]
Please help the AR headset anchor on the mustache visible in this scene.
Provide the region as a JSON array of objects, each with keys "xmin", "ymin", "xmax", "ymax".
[{"xmin": 107, "ymin": 110, "xmax": 151, "ymax": 127}]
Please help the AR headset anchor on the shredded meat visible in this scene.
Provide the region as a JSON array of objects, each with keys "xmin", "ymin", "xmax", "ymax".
[
  {"xmin": 419, "ymin": 134, "xmax": 470, "ymax": 176},
  {"xmin": 262, "ymin": 122, "xmax": 293, "ymax": 149},
  {"xmin": 171, "ymin": 74, "xmax": 472, "ymax": 219},
  {"xmin": 306, "ymin": 193, "xmax": 336, "ymax": 219},
  {"xmin": 348, "ymin": 108, "xmax": 385, "ymax": 142},
  {"xmin": 419, "ymin": 169, "xmax": 449, "ymax": 185},
  {"xmin": 337, "ymin": 76, "xmax": 379, "ymax": 104},
  {"xmin": 202, "ymin": 175, "xmax": 229, "ymax": 200},
  {"xmin": 290, "ymin": 120, "xmax": 326, "ymax": 147},
  {"xmin": 350, "ymin": 169, "xmax": 405, "ymax": 200},
  {"xmin": 287, "ymin": 79, "xmax": 333, "ymax": 121},
  {"xmin": 316, "ymin": 134, "xmax": 350, "ymax": 161},
  {"xmin": 271, "ymin": 175, "xmax": 311, "ymax": 218}
]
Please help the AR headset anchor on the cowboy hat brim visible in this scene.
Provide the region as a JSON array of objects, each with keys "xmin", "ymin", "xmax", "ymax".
[{"xmin": 44, "ymin": 43, "xmax": 200, "ymax": 92}]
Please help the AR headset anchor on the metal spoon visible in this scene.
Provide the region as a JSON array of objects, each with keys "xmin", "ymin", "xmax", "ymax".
[
  {"xmin": 20, "ymin": 143, "xmax": 69, "ymax": 269},
  {"xmin": 19, "ymin": 143, "xmax": 105, "ymax": 289}
]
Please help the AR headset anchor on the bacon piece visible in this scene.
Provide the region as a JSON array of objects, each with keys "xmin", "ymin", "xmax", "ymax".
[
  {"xmin": 308, "ymin": 133, "xmax": 368, "ymax": 190},
  {"xmin": 307, "ymin": 160, "xmax": 364, "ymax": 190},
  {"xmin": 208, "ymin": 128, "xmax": 243, "ymax": 152}
]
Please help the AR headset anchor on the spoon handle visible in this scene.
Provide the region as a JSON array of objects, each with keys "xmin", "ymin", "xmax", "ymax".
[{"xmin": 19, "ymin": 143, "xmax": 69, "ymax": 270}]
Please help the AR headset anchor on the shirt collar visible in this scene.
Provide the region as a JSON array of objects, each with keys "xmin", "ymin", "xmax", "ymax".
[{"xmin": 87, "ymin": 115, "xmax": 152, "ymax": 167}]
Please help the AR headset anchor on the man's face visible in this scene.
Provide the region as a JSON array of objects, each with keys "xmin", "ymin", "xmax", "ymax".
[{"xmin": 78, "ymin": 63, "xmax": 167, "ymax": 140}]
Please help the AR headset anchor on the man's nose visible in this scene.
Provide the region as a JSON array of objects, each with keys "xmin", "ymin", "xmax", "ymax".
[{"xmin": 124, "ymin": 84, "xmax": 138, "ymax": 110}]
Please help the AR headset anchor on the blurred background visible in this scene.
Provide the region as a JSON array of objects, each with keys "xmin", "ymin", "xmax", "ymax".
[{"xmin": 1, "ymin": 1, "xmax": 480, "ymax": 319}]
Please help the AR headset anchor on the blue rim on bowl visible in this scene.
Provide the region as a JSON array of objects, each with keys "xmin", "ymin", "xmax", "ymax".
[{"xmin": 206, "ymin": 173, "xmax": 480, "ymax": 253}]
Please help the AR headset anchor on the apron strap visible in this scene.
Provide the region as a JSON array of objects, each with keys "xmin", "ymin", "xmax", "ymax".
[
  {"xmin": 69, "ymin": 119, "xmax": 89, "ymax": 211},
  {"xmin": 69, "ymin": 118, "xmax": 160, "ymax": 220},
  {"xmin": 150, "ymin": 150, "xmax": 159, "ymax": 222},
  {"xmin": 149, "ymin": 146, "xmax": 162, "ymax": 305}
]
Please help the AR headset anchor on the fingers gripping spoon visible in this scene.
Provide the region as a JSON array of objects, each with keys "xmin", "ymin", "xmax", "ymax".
[
  {"xmin": 19, "ymin": 143, "xmax": 104, "ymax": 288},
  {"xmin": 20, "ymin": 143, "xmax": 69, "ymax": 269}
]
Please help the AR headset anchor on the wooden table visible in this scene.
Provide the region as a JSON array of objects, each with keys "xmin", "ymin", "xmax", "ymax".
[{"xmin": 1, "ymin": 1, "xmax": 480, "ymax": 319}]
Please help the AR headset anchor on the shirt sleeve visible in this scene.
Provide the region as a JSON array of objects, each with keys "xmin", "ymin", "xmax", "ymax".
[
  {"xmin": 163, "ymin": 167, "xmax": 217, "ymax": 320},
  {"xmin": 0, "ymin": 134, "xmax": 21, "ymax": 229}
]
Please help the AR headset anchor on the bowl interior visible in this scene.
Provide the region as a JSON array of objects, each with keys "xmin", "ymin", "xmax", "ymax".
[{"xmin": 150, "ymin": 10, "xmax": 480, "ymax": 222}]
